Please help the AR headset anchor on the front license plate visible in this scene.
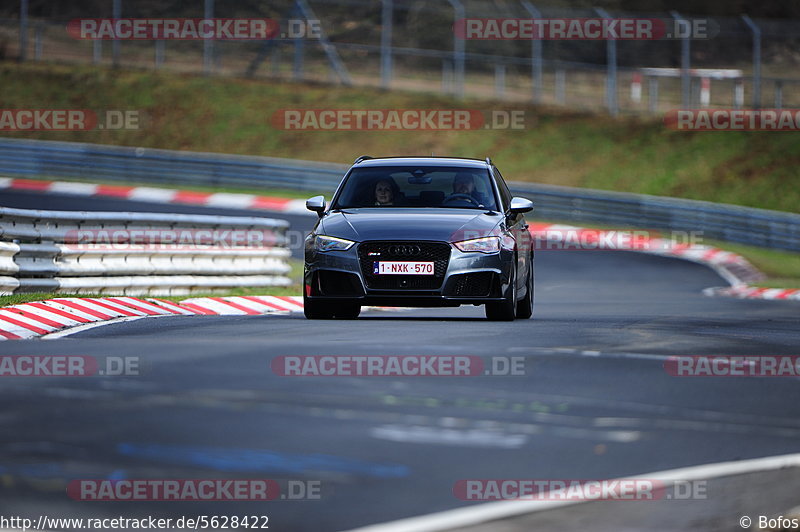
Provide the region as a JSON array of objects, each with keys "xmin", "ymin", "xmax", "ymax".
[{"xmin": 373, "ymin": 261, "xmax": 435, "ymax": 275}]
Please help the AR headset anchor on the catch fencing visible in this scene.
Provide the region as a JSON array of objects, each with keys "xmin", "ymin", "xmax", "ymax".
[{"xmin": 4, "ymin": 0, "xmax": 800, "ymax": 114}]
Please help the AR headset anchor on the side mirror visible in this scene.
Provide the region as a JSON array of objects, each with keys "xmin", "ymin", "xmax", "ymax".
[
  {"xmin": 509, "ymin": 197, "xmax": 534, "ymax": 215},
  {"xmin": 306, "ymin": 195, "xmax": 326, "ymax": 217}
]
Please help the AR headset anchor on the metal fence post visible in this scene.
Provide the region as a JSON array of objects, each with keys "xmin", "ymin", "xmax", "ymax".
[
  {"xmin": 595, "ymin": 8, "xmax": 617, "ymax": 116},
  {"xmin": 774, "ymin": 81, "xmax": 783, "ymax": 109},
  {"xmin": 670, "ymin": 11, "xmax": 690, "ymax": 108},
  {"xmin": 112, "ymin": 0, "xmax": 121, "ymax": 67},
  {"xmin": 19, "ymin": 0, "xmax": 28, "ymax": 62},
  {"xmin": 93, "ymin": 40, "xmax": 102, "ymax": 64},
  {"xmin": 521, "ymin": 0, "xmax": 543, "ymax": 104},
  {"xmin": 447, "ymin": 0, "xmax": 465, "ymax": 98},
  {"xmin": 741, "ymin": 15, "xmax": 761, "ymax": 109},
  {"xmin": 380, "ymin": 0, "xmax": 393, "ymax": 89},
  {"xmin": 204, "ymin": 0, "xmax": 214, "ymax": 75}
]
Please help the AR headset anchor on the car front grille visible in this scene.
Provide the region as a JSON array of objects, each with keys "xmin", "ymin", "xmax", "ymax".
[{"xmin": 358, "ymin": 241, "xmax": 451, "ymax": 290}]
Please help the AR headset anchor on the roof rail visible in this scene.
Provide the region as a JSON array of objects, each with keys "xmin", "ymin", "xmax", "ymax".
[
  {"xmin": 354, "ymin": 155, "xmax": 372, "ymax": 164},
  {"xmin": 485, "ymin": 157, "xmax": 492, "ymax": 166}
]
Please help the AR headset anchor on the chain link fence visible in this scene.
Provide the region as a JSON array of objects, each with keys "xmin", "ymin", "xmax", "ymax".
[{"xmin": 2, "ymin": 0, "xmax": 800, "ymax": 114}]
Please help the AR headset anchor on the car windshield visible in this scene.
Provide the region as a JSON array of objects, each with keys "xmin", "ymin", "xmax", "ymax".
[{"xmin": 333, "ymin": 165, "xmax": 498, "ymax": 211}]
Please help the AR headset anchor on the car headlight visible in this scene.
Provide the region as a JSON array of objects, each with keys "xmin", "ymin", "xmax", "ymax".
[
  {"xmin": 454, "ymin": 236, "xmax": 500, "ymax": 254},
  {"xmin": 315, "ymin": 235, "xmax": 356, "ymax": 252}
]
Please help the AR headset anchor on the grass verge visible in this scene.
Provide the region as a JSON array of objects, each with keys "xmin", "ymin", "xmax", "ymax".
[{"xmin": 1, "ymin": 61, "xmax": 799, "ymax": 213}]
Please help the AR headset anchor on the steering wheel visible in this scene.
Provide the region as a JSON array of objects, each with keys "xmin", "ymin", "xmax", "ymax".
[{"xmin": 442, "ymin": 193, "xmax": 481, "ymax": 207}]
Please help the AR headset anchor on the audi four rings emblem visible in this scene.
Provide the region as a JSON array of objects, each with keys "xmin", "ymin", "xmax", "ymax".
[{"xmin": 388, "ymin": 245, "xmax": 421, "ymax": 256}]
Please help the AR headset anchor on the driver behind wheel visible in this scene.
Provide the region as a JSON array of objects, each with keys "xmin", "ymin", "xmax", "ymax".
[{"xmin": 451, "ymin": 172, "xmax": 489, "ymax": 207}]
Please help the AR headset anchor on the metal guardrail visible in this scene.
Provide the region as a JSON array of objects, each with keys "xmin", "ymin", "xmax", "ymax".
[
  {"xmin": 509, "ymin": 182, "xmax": 800, "ymax": 252},
  {"xmin": 0, "ymin": 137, "xmax": 347, "ymax": 192},
  {"xmin": 0, "ymin": 137, "xmax": 798, "ymax": 252},
  {"xmin": 0, "ymin": 205, "xmax": 293, "ymax": 295}
]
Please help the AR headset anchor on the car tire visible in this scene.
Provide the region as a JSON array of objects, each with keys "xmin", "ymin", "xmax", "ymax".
[
  {"xmin": 515, "ymin": 256, "xmax": 534, "ymax": 319},
  {"xmin": 485, "ymin": 267, "xmax": 516, "ymax": 321},
  {"xmin": 334, "ymin": 303, "xmax": 361, "ymax": 319},
  {"xmin": 303, "ymin": 295, "xmax": 335, "ymax": 319}
]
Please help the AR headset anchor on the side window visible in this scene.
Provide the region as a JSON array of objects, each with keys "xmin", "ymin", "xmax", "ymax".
[{"xmin": 493, "ymin": 167, "xmax": 513, "ymax": 210}]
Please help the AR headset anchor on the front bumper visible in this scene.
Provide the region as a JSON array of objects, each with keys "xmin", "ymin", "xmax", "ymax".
[{"xmin": 304, "ymin": 239, "xmax": 515, "ymax": 307}]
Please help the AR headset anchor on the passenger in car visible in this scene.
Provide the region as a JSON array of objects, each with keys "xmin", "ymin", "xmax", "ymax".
[{"xmin": 373, "ymin": 178, "xmax": 405, "ymax": 206}]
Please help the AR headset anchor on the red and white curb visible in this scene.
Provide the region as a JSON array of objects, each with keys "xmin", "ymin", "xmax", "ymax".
[
  {"xmin": 0, "ymin": 177, "xmax": 310, "ymax": 215},
  {"xmin": 0, "ymin": 296, "xmax": 306, "ymax": 340},
  {"xmin": 702, "ymin": 285, "xmax": 800, "ymax": 301},
  {"xmin": 529, "ymin": 223, "xmax": 798, "ymax": 302}
]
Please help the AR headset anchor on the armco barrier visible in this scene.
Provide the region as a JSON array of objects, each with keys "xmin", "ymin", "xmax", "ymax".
[
  {"xmin": 0, "ymin": 206, "xmax": 292, "ymax": 296},
  {"xmin": 0, "ymin": 137, "xmax": 798, "ymax": 252}
]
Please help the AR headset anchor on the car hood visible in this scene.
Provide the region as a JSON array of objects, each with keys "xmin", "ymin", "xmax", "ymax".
[{"xmin": 320, "ymin": 208, "xmax": 503, "ymax": 243}]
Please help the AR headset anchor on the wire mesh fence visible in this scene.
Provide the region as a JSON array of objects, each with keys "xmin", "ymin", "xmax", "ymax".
[{"xmin": 3, "ymin": 0, "xmax": 800, "ymax": 114}]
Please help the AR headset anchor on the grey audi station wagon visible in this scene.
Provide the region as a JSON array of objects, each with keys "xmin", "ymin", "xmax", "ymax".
[{"xmin": 303, "ymin": 156, "xmax": 534, "ymax": 320}]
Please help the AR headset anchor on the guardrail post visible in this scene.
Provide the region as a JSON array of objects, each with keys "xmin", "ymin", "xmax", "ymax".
[
  {"xmin": 733, "ymin": 79, "xmax": 744, "ymax": 109},
  {"xmin": 774, "ymin": 80, "xmax": 783, "ymax": 109},
  {"xmin": 293, "ymin": 30, "xmax": 304, "ymax": 80},
  {"xmin": 741, "ymin": 15, "xmax": 761, "ymax": 109},
  {"xmin": 271, "ymin": 46, "xmax": 281, "ymax": 76},
  {"xmin": 521, "ymin": 0, "xmax": 543, "ymax": 104},
  {"xmin": 380, "ymin": 0, "xmax": 393, "ymax": 89},
  {"xmin": 203, "ymin": 0, "xmax": 214, "ymax": 75},
  {"xmin": 670, "ymin": 11, "xmax": 690, "ymax": 109},
  {"xmin": 93, "ymin": 39, "xmax": 102, "ymax": 64},
  {"xmin": 648, "ymin": 76, "xmax": 659, "ymax": 114},
  {"xmin": 595, "ymin": 7, "xmax": 618, "ymax": 116},
  {"xmin": 495, "ymin": 63, "xmax": 506, "ymax": 98},
  {"xmin": 447, "ymin": 0, "xmax": 466, "ymax": 98},
  {"xmin": 19, "ymin": 0, "xmax": 28, "ymax": 62},
  {"xmin": 555, "ymin": 68, "xmax": 565, "ymax": 105},
  {"xmin": 154, "ymin": 39, "xmax": 165, "ymax": 69},
  {"xmin": 442, "ymin": 59, "xmax": 453, "ymax": 93},
  {"xmin": 699, "ymin": 77, "xmax": 710, "ymax": 107},
  {"xmin": 34, "ymin": 23, "xmax": 43, "ymax": 60},
  {"xmin": 112, "ymin": 0, "xmax": 121, "ymax": 67}
]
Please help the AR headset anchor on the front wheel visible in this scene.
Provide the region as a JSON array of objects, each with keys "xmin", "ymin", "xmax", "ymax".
[
  {"xmin": 303, "ymin": 295, "xmax": 334, "ymax": 319},
  {"xmin": 485, "ymin": 268, "xmax": 516, "ymax": 321},
  {"xmin": 515, "ymin": 257, "xmax": 534, "ymax": 319}
]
